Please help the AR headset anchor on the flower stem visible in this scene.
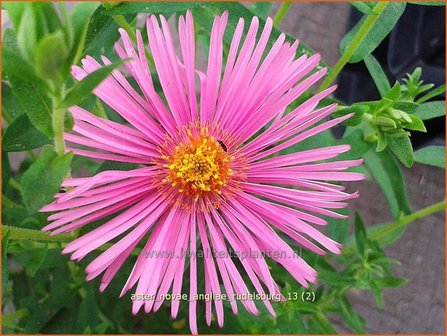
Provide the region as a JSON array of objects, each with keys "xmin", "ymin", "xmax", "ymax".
[
  {"xmin": 8, "ymin": 179, "xmax": 22, "ymax": 192},
  {"xmin": 343, "ymin": 199, "xmax": 446, "ymax": 254},
  {"xmin": 273, "ymin": 2, "xmax": 292, "ymax": 26},
  {"xmin": 318, "ymin": 2, "xmax": 389, "ymax": 92},
  {"xmin": 2, "ymin": 225, "xmax": 74, "ymax": 243},
  {"xmin": 369, "ymin": 199, "xmax": 446, "ymax": 243},
  {"xmin": 52, "ymin": 105, "xmax": 66, "ymax": 156}
]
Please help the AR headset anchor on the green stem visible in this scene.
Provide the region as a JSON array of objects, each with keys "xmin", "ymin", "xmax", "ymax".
[
  {"xmin": 52, "ymin": 105, "xmax": 66, "ymax": 156},
  {"xmin": 343, "ymin": 199, "xmax": 446, "ymax": 254},
  {"xmin": 369, "ymin": 199, "xmax": 446, "ymax": 243},
  {"xmin": 318, "ymin": 2, "xmax": 389, "ymax": 92},
  {"xmin": 8, "ymin": 179, "xmax": 22, "ymax": 192},
  {"xmin": 2, "ymin": 225, "xmax": 74, "ymax": 242},
  {"xmin": 273, "ymin": 2, "xmax": 292, "ymax": 26}
]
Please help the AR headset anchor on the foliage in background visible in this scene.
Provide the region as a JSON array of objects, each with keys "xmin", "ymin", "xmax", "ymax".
[{"xmin": 2, "ymin": 1, "xmax": 446, "ymax": 334}]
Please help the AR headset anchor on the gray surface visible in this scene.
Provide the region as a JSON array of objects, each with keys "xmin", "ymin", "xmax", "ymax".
[{"xmin": 277, "ymin": 2, "xmax": 445, "ymax": 333}]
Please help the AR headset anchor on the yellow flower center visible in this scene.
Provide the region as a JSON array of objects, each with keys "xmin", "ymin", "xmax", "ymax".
[{"xmin": 162, "ymin": 128, "xmax": 234, "ymax": 200}]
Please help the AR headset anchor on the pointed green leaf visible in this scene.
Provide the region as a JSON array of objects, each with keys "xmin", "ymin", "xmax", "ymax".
[
  {"xmin": 350, "ymin": 2, "xmax": 376, "ymax": 15},
  {"xmin": 384, "ymin": 82, "xmax": 402, "ymax": 101},
  {"xmin": 387, "ymin": 135, "xmax": 414, "ymax": 168},
  {"xmin": 409, "ymin": 1, "xmax": 445, "ymax": 5},
  {"xmin": 2, "ymin": 83, "xmax": 25, "ymax": 121},
  {"xmin": 249, "ymin": 2, "xmax": 273, "ymax": 19},
  {"xmin": 104, "ymin": 1, "xmax": 205, "ymax": 15},
  {"xmin": 67, "ymin": 2, "xmax": 99, "ymax": 66},
  {"xmin": 340, "ymin": 2, "xmax": 406, "ymax": 63},
  {"xmin": 3, "ymin": 2, "xmax": 28, "ymax": 31},
  {"xmin": 414, "ymin": 146, "xmax": 445, "ymax": 168},
  {"xmin": 96, "ymin": 160, "xmax": 139, "ymax": 173},
  {"xmin": 405, "ymin": 114, "xmax": 426, "ymax": 132},
  {"xmin": 417, "ymin": 84, "xmax": 445, "ymax": 103},
  {"xmin": 413, "ymin": 101, "xmax": 446, "ymax": 120},
  {"xmin": 339, "ymin": 295, "xmax": 366, "ymax": 333},
  {"xmin": 16, "ymin": 4, "xmax": 37, "ymax": 61},
  {"xmin": 354, "ymin": 213, "xmax": 367, "ymax": 257},
  {"xmin": 371, "ymin": 281, "xmax": 384, "ymax": 308},
  {"xmin": 364, "ymin": 54, "xmax": 390, "ymax": 97},
  {"xmin": 3, "ymin": 114, "xmax": 51, "ymax": 152},
  {"xmin": 393, "ymin": 101, "xmax": 419, "ymax": 114},
  {"xmin": 375, "ymin": 276, "xmax": 408, "ymax": 288},
  {"xmin": 60, "ymin": 60, "xmax": 127, "ymax": 108},
  {"xmin": 35, "ymin": 31, "xmax": 69, "ymax": 82},
  {"xmin": 22, "ymin": 145, "xmax": 73, "ymax": 213},
  {"xmin": 84, "ymin": 6, "xmax": 135, "ymax": 59},
  {"xmin": 364, "ymin": 147, "xmax": 412, "ymax": 219}
]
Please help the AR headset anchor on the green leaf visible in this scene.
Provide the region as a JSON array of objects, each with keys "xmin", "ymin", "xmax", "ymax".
[
  {"xmin": 23, "ymin": 247, "xmax": 48, "ymax": 277},
  {"xmin": 96, "ymin": 160, "xmax": 139, "ymax": 173},
  {"xmin": 77, "ymin": 284, "xmax": 99, "ymax": 333},
  {"xmin": 33, "ymin": 3, "xmax": 63, "ymax": 37},
  {"xmin": 384, "ymin": 82, "xmax": 402, "ymax": 101},
  {"xmin": 413, "ymin": 101, "xmax": 446, "ymax": 120},
  {"xmin": 84, "ymin": 6, "xmax": 135, "ymax": 59},
  {"xmin": 350, "ymin": 2, "xmax": 376, "ymax": 15},
  {"xmin": 340, "ymin": 3, "xmax": 406, "ymax": 63},
  {"xmin": 104, "ymin": 1, "xmax": 205, "ymax": 15},
  {"xmin": 60, "ymin": 60, "xmax": 126, "ymax": 108},
  {"xmin": 8, "ymin": 76, "xmax": 53, "ymax": 137},
  {"xmin": 249, "ymin": 2, "xmax": 273, "ymax": 19},
  {"xmin": 2, "ymin": 83, "xmax": 25, "ymax": 122},
  {"xmin": 35, "ymin": 31, "xmax": 69, "ymax": 82},
  {"xmin": 68, "ymin": 2, "xmax": 99, "ymax": 66},
  {"xmin": 354, "ymin": 213, "xmax": 367, "ymax": 257},
  {"xmin": 22, "ymin": 145, "xmax": 73, "ymax": 213},
  {"xmin": 387, "ymin": 135, "xmax": 414, "ymax": 168},
  {"xmin": 339, "ymin": 295, "xmax": 366, "ymax": 333},
  {"xmin": 417, "ymin": 84, "xmax": 445, "ymax": 103},
  {"xmin": 3, "ymin": 2, "xmax": 28, "ymax": 31},
  {"xmin": 2, "ymin": 232, "xmax": 10, "ymax": 293},
  {"xmin": 409, "ymin": 1, "xmax": 445, "ymax": 5},
  {"xmin": 327, "ymin": 208, "xmax": 349, "ymax": 243},
  {"xmin": 333, "ymin": 105, "xmax": 368, "ymax": 126},
  {"xmin": 16, "ymin": 4, "xmax": 37, "ymax": 61},
  {"xmin": 338, "ymin": 129, "xmax": 371, "ymax": 160},
  {"xmin": 311, "ymin": 313, "xmax": 338, "ymax": 334},
  {"xmin": 371, "ymin": 281, "xmax": 384, "ymax": 308},
  {"xmin": 375, "ymin": 276, "xmax": 408, "ymax": 288},
  {"xmin": 2, "ymin": 114, "xmax": 51, "ymax": 152},
  {"xmin": 414, "ymin": 146, "xmax": 445, "ymax": 168},
  {"xmin": 393, "ymin": 101, "xmax": 419, "ymax": 114},
  {"xmin": 192, "ymin": 2, "xmax": 327, "ymax": 70},
  {"xmin": 364, "ymin": 147, "xmax": 412, "ymax": 219},
  {"xmin": 4, "ymin": 31, "xmax": 53, "ymax": 137},
  {"xmin": 364, "ymin": 54, "xmax": 390, "ymax": 97},
  {"xmin": 2, "ymin": 47, "xmax": 48, "ymax": 87},
  {"xmin": 405, "ymin": 114, "xmax": 426, "ymax": 132}
]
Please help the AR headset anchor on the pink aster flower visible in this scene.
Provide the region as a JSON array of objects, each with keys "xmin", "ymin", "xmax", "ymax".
[{"xmin": 40, "ymin": 11, "xmax": 364, "ymax": 333}]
